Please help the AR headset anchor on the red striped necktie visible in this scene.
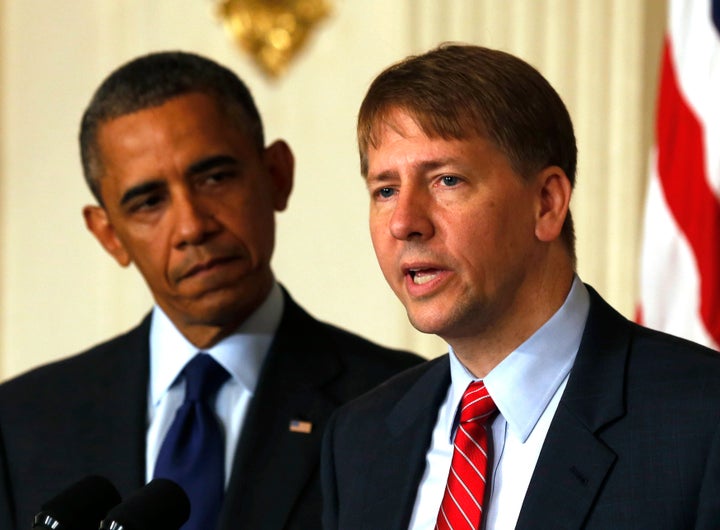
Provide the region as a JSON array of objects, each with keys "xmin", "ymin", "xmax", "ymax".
[{"xmin": 436, "ymin": 380, "xmax": 497, "ymax": 530}]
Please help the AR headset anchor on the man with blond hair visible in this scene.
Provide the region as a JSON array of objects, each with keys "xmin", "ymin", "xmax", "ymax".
[{"xmin": 322, "ymin": 44, "xmax": 720, "ymax": 529}]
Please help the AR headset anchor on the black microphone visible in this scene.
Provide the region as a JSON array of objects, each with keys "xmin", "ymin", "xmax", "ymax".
[
  {"xmin": 99, "ymin": 478, "xmax": 190, "ymax": 530},
  {"xmin": 32, "ymin": 475, "xmax": 121, "ymax": 530}
]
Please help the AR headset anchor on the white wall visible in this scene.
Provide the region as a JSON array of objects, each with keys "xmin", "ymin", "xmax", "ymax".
[{"xmin": 0, "ymin": 0, "xmax": 666, "ymax": 380}]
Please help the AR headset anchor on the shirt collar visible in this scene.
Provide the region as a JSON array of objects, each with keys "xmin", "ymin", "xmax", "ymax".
[
  {"xmin": 447, "ymin": 276, "xmax": 590, "ymax": 442},
  {"xmin": 149, "ymin": 282, "xmax": 284, "ymax": 407}
]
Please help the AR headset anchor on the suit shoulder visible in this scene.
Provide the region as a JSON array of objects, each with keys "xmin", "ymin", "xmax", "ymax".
[
  {"xmin": 626, "ymin": 323, "xmax": 720, "ymax": 395},
  {"xmin": 309, "ymin": 318, "xmax": 427, "ymax": 401},
  {"xmin": 632, "ymin": 322, "xmax": 719, "ymax": 354},
  {"xmin": 0, "ymin": 318, "xmax": 149, "ymax": 408},
  {"xmin": 582, "ymin": 286, "xmax": 720, "ymax": 394},
  {"xmin": 334, "ymin": 355, "xmax": 448, "ymax": 420},
  {"xmin": 317, "ymin": 318, "xmax": 424, "ymax": 367},
  {"xmin": 278, "ymin": 292, "xmax": 424, "ymax": 387}
]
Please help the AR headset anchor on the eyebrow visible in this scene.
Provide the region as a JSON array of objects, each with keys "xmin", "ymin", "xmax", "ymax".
[
  {"xmin": 186, "ymin": 154, "xmax": 238, "ymax": 177},
  {"xmin": 118, "ymin": 155, "xmax": 240, "ymax": 207},
  {"xmin": 366, "ymin": 171, "xmax": 395, "ymax": 186}
]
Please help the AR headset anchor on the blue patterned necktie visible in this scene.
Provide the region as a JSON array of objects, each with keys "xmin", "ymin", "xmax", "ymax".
[{"xmin": 154, "ymin": 353, "xmax": 230, "ymax": 530}]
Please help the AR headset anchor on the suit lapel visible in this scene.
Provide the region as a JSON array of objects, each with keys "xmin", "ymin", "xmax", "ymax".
[
  {"xmin": 516, "ymin": 286, "xmax": 630, "ymax": 530},
  {"xmin": 359, "ymin": 358, "xmax": 450, "ymax": 530},
  {"xmin": 219, "ymin": 294, "xmax": 343, "ymax": 530}
]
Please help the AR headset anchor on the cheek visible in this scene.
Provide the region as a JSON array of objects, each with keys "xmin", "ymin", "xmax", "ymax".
[
  {"xmin": 133, "ymin": 249, "xmax": 172, "ymax": 289},
  {"xmin": 446, "ymin": 210, "xmax": 509, "ymax": 273},
  {"xmin": 369, "ymin": 221, "xmax": 389, "ymax": 262},
  {"xmin": 370, "ymin": 240, "xmax": 403, "ymax": 294},
  {"xmin": 228, "ymin": 209, "xmax": 276, "ymax": 254}
]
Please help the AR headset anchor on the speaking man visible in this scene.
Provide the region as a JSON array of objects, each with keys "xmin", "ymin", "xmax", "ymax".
[{"xmin": 322, "ymin": 44, "xmax": 720, "ymax": 530}]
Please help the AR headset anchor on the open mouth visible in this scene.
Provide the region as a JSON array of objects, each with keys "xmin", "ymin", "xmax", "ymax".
[{"xmin": 409, "ymin": 268, "xmax": 440, "ymax": 285}]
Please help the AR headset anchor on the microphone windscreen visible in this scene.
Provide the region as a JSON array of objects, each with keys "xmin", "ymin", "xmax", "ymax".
[
  {"xmin": 100, "ymin": 478, "xmax": 190, "ymax": 530},
  {"xmin": 34, "ymin": 475, "xmax": 121, "ymax": 530}
]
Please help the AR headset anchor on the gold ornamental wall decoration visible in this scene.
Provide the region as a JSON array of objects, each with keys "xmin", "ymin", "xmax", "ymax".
[{"xmin": 216, "ymin": 0, "xmax": 332, "ymax": 78}]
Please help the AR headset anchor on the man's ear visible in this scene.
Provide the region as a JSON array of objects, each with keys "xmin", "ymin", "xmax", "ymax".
[
  {"xmin": 534, "ymin": 166, "xmax": 572, "ymax": 243},
  {"xmin": 263, "ymin": 139, "xmax": 294, "ymax": 212},
  {"xmin": 82, "ymin": 205, "xmax": 132, "ymax": 267}
]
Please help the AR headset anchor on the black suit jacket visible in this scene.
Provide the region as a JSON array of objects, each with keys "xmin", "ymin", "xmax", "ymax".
[
  {"xmin": 322, "ymin": 286, "xmax": 720, "ymax": 529},
  {"xmin": 0, "ymin": 290, "xmax": 423, "ymax": 530}
]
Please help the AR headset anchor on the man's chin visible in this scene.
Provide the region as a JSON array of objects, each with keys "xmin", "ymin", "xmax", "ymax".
[
  {"xmin": 170, "ymin": 288, "xmax": 262, "ymax": 325},
  {"xmin": 406, "ymin": 309, "xmax": 450, "ymax": 336}
]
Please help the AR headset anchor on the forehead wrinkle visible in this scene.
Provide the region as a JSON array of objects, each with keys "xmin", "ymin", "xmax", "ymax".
[{"xmin": 369, "ymin": 125, "xmax": 467, "ymax": 174}]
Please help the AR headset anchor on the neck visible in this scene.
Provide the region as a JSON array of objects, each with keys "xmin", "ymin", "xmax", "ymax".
[
  {"xmin": 164, "ymin": 282, "xmax": 276, "ymax": 350},
  {"xmin": 181, "ymin": 324, "xmax": 241, "ymax": 350},
  {"xmin": 449, "ymin": 260, "xmax": 575, "ymax": 379}
]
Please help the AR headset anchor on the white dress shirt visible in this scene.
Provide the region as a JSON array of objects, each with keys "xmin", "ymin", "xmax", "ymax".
[
  {"xmin": 408, "ymin": 277, "xmax": 590, "ymax": 530},
  {"xmin": 145, "ymin": 282, "xmax": 284, "ymax": 485}
]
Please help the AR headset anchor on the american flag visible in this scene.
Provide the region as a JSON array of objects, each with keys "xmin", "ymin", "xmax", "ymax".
[
  {"xmin": 638, "ymin": 0, "xmax": 720, "ymax": 349},
  {"xmin": 289, "ymin": 419, "xmax": 313, "ymax": 434}
]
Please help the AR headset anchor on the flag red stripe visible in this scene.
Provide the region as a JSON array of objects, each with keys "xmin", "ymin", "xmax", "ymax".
[{"xmin": 656, "ymin": 38, "xmax": 720, "ymax": 344}]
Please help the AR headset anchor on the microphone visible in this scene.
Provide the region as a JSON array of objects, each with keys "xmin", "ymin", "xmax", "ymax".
[
  {"xmin": 99, "ymin": 478, "xmax": 190, "ymax": 530},
  {"xmin": 32, "ymin": 475, "xmax": 121, "ymax": 530}
]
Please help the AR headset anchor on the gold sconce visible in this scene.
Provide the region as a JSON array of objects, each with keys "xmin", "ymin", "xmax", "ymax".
[{"xmin": 216, "ymin": 0, "xmax": 332, "ymax": 79}]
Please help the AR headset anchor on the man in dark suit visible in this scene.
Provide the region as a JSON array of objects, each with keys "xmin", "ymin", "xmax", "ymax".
[
  {"xmin": 0, "ymin": 51, "xmax": 422, "ymax": 530},
  {"xmin": 322, "ymin": 44, "xmax": 720, "ymax": 529}
]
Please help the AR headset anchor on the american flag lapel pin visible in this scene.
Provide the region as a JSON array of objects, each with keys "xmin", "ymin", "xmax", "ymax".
[{"xmin": 289, "ymin": 419, "xmax": 313, "ymax": 434}]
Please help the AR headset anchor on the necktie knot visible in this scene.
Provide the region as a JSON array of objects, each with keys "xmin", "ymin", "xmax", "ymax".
[
  {"xmin": 183, "ymin": 353, "xmax": 229, "ymax": 402},
  {"xmin": 459, "ymin": 380, "xmax": 496, "ymax": 426}
]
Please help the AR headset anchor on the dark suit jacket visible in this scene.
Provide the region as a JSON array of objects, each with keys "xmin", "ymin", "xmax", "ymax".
[
  {"xmin": 0, "ymin": 289, "xmax": 423, "ymax": 530},
  {"xmin": 322, "ymin": 286, "xmax": 720, "ymax": 529}
]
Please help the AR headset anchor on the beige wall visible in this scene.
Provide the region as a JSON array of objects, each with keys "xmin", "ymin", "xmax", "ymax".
[{"xmin": 0, "ymin": 0, "xmax": 666, "ymax": 380}]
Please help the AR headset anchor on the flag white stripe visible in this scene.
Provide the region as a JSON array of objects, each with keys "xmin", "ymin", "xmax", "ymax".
[
  {"xmin": 669, "ymin": 0, "xmax": 720, "ymax": 193},
  {"xmin": 640, "ymin": 165, "xmax": 714, "ymax": 345}
]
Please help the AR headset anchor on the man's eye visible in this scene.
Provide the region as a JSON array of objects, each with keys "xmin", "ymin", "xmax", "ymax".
[
  {"xmin": 129, "ymin": 194, "xmax": 163, "ymax": 212},
  {"xmin": 376, "ymin": 187, "xmax": 395, "ymax": 199},
  {"xmin": 440, "ymin": 175, "xmax": 460, "ymax": 186},
  {"xmin": 205, "ymin": 171, "xmax": 232, "ymax": 184}
]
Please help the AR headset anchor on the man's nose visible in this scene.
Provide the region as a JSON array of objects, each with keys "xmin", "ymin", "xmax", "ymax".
[
  {"xmin": 172, "ymin": 192, "xmax": 219, "ymax": 247},
  {"xmin": 389, "ymin": 187, "xmax": 434, "ymax": 241}
]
